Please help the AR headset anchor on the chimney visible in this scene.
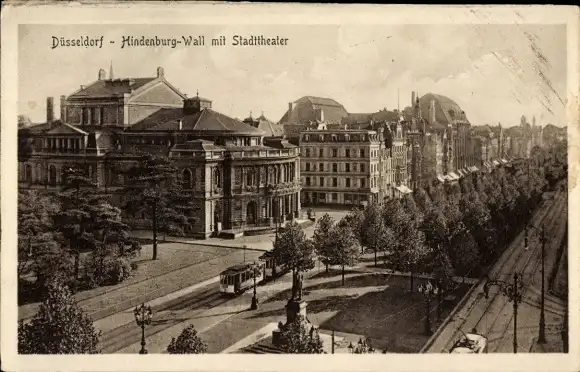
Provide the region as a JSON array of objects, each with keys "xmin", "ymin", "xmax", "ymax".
[
  {"xmin": 288, "ymin": 102, "xmax": 295, "ymax": 122},
  {"xmin": 46, "ymin": 97, "xmax": 54, "ymax": 124},
  {"xmin": 80, "ymin": 85, "xmax": 86, "ymax": 90},
  {"xmin": 178, "ymin": 119, "xmax": 183, "ymax": 131},
  {"xmin": 316, "ymin": 108, "xmax": 324, "ymax": 122},
  {"xmin": 157, "ymin": 67, "xmax": 164, "ymax": 78},
  {"xmin": 98, "ymin": 68, "xmax": 106, "ymax": 80},
  {"xmin": 411, "ymin": 91, "xmax": 415, "ymax": 107},
  {"xmin": 60, "ymin": 95, "xmax": 66, "ymax": 122}
]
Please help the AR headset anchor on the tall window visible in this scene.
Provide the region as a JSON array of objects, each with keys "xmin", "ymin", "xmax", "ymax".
[
  {"xmin": 319, "ymin": 149, "xmax": 324, "ymax": 158},
  {"xmin": 345, "ymin": 163, "xmax": 350, "ymax": 172},
  {"xmin": 332, "ymin": 178, "xmax": 337, "ymax": 187},
  {"xmin": 100, "ymin": 107, "xmax": 105, "ymax": 125},
  {"xmin": 319, "ymin": 177, "xmax": 324, "ymax": 187},
  {"xmin": 361, "ymin": 178, "xmax": 366, "ymax": 188},
  {"xmin": 346, "ymin": 178, "xmax": 351, "ymax": 187},
  {"xmin": 360, "ymin": 163, "xmax": 365, "ymax": 173},
  {"xmin": 306, "ymin": 177, "xmax": 311, "ymax": 186},
  {"xmin": 332, "ymin": 163, "xmax": 337, "ymax": 172},
  {"xmin": 305, "ymin": 148, "xmax": 311, "ymax": 157},
  {"xmin": 332, "ymin": 149, "xmax": 337, "ymax": 157},
  {"xmin": 346, "ymin": 149, "xmax": 350, "ymax": 157},
  {"xmin": 306, "ymin": 163, "xmax": 311, "ymax": 172},
  {"xmin": 360, "ymin": 149, "xmax": 366, "ymax": 158},
  {"xmin": 319, "ymin": 163, "xmax": 324, "ymax": 172}
]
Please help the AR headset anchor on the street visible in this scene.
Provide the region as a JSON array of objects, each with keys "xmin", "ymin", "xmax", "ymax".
[{"xmin": 426, "ymin": 188, "xmax": 568, "ymax": 353}]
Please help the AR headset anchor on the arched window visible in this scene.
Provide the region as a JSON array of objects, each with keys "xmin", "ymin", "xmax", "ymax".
[
  {"xmin": 48, "ymin": 165, "xmax": 57, "ymax": 186},
  {"xmin": 182, "ymin": 168, "xmax": 192, "ymax": 189},
  {"xmin": 35, "ymin": 164, "xmax": 42, "ymax": 183},
  {"xmin": 214, "ymin": 168, "xmax": 221, "ymax": 188},
  {"xmin": 24, "ymin": 164, "xmax": 32, "ymax": 183}
]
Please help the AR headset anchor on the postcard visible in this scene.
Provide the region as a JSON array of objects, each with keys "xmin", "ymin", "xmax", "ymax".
[{"xmin": 1, "ymin": 3, "xmax": 579, "ymax": 372}]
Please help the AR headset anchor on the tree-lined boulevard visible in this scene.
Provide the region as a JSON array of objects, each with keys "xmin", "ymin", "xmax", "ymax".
[{"xmin": 17, "ymin": 140, "xmax": 568, "ymax": 354}]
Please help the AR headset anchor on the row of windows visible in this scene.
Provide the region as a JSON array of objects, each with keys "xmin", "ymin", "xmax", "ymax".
[
  {"xmin": 303, "ymin": 176, "xmax": 378, "ymax": 188},
  {"xmin": 303, "ymin": 162, "xmax": 381, "ymax": 173},
  {"xmin": 303, "ymin": 148, "xmax": 373, "ymax": 158}
]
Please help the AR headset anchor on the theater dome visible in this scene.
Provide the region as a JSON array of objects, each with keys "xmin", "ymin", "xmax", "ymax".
[{"xmin": 419, "ymin": 93, "xmax": 469, "ymax": 126}]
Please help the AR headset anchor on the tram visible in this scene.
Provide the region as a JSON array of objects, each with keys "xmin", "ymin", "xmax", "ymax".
[
  {"xmin": 219, "ymin": 262, "xmax": 265, "ymax": 295},
  {"xmin": 449, "ymin": 331, "xmax": 488, "ymax": 353},
  {"xmin": 258, "ymin": 250, "xmax": 291, "ymax": 281}
]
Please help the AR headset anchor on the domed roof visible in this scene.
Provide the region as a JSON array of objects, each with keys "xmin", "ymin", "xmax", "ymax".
[{"xmin": 418, "ymin": 93, "xmax": 468, "ymax": 125}]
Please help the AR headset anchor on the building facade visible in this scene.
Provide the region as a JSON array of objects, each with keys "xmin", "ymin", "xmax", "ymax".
[
  {"xmin": 299, "ymin": 129, "xmax": 384, "ymax": 206},
  {"xmin": 18, "ymin": 66, "xmax": 301, "ymax": 238}
]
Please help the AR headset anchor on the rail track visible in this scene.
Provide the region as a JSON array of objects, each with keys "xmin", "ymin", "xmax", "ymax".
[{"xmin": 437, "ymin": 189, "xmax": 567, "ymax": 352}]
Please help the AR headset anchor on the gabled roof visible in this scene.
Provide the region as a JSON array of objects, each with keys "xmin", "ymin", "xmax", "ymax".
[
  {"xmin": 129, "ymin": 108, "xmax": 264, "ymax": 136},
  {"xmin": 68, "ymin": 78, "xmax": 157, "ymax": 98},
  {"xmin": 46, "ymin": 122, "xmax": 88, "ymax": 135},
  {"xmin": 255, "ymin": 115, "xmax": 284, "ymax": 137}
]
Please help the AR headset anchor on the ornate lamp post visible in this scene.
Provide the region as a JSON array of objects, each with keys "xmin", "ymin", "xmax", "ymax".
[
  {"xmin": 250, "ymin": 262, "xmax": 260, "ymax": 310},
  {"xmin": 483, "ymin": 273, "xmax": 524, "ymax": 353},
  {"xmin": 133, "ymin": 303, "xmax": 153, "ymax": 354},
  {"xmin": 418, "ymin": 281, "xmax": 439, "ymax": 336},
  {"xmin": 348, "ymin": 337, "xmax": 375, "ymax": 354},
  {"xmin": 525, "ymin": 223, "xmax": 547, "ymax": 344}
]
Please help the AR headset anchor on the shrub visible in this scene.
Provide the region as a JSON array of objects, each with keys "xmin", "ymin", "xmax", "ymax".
[{"xmin": 167, "ymin": 324, "xmax": 207, "ymax": 354}]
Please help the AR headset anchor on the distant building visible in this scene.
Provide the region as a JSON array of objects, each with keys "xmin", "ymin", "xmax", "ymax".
[{"xmin": 279, "ymin": 96, "xmax": 348, "ymax": 125}]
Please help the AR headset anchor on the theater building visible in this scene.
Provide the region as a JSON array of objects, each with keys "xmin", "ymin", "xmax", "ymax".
[{"xmin": 18, "ymin": 66, "xmax": 301, "ymax": 238}]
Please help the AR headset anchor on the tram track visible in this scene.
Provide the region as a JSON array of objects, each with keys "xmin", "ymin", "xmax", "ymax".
[
  {"xmin": 489, "ymin": 194, "xmax": 567, "ymax": 352},
  {"xmin": 438, "ymin": 189, "xmax": 565, "ymax": 352},
  {"xmin": 99, "ymin": 284, "xmax": 228, "ymax": 353}
]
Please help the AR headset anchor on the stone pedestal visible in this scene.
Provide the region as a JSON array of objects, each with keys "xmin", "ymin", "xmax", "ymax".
[
  {"xmin": 272, "ymin": 299, "xmax": 309, "ymax": 346},
  {"xmin": 286, "ymin": 299, "xmax": 307, "ymax": 324}
]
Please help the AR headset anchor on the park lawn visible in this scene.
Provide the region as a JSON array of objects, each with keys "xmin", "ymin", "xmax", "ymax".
[{"xmin": 19, "ymin": 243, "xmax": 263, "ymax": 320}]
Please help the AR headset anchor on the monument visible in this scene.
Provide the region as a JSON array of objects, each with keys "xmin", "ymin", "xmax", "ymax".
[{"xmin": 272, "ymin": 272, "xmax": 311, "ymax": 346}]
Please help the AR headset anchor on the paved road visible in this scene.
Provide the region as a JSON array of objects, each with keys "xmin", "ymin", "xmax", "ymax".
[{"xmin": 426, "ymin": 189, "xmax": 568, "ymax": 353}]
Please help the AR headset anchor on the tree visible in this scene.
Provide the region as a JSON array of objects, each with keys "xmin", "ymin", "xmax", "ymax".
[
  {"xmin": 85, "ymin": 202, "xmax": 140, "ymax": 286},
  {"xmin": 18, "ymin": 191, "xmax": 59, "ymax": 281},
  {"xmin": 124, "ymin": 155, "xmax": 177, "ymax": 260},
  {"xmin": 360, "ymin": 202, "xmax": 389, "ymax": 267},
  {"xmin": 167, "ymin": 324, "xmax": 207, "ymax": 354},
  {"xmin": 18, "ymin": 127, "xmax": 35, "ymax": 162},
  {"xmin": 279, "ymin": 316, "xmax": 324, "ymax": 354},
  {"xmin": 54, "ymin": 165, "xmax": 106, "ymax": 280},
  {"xmin": 18, "ymin": 281, "xmax": 101, "ymax": 354},
  {"xmin": 332, "ymin": 218, "xmax": 361, "ymax": 285},
  {"xmin": 273, "ymin": 221, "xmax": 315, "ymax": 294},
  {"xmin": 311, "ymin": 213, "xmax": 336, "ymax": 272}
]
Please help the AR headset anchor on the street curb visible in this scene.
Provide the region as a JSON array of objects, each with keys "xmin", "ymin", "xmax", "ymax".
[
  {"xmin": 161, "ymin": 238, "xmax": 267, "ymax": 253},
  {"xmin": 419, "ymin": 279, "xmax": 481, "ymax": 353}
]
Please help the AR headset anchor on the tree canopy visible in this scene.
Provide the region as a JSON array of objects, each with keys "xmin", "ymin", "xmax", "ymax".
[{"xmin": 167, "ymin": 324, "xmax": 208, "ymax": 354}]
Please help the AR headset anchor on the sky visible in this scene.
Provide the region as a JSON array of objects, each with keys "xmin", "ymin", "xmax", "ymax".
[{"xmin": 18, "ymin": 24, "xmax": 567, "ymax": 127}]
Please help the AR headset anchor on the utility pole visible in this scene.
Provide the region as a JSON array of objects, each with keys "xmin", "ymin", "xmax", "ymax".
[{"xmin": 538, "ymin": 224, "xmax": 546, "ymax": 344}]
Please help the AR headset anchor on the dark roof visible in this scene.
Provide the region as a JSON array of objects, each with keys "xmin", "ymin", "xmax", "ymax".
[
  {"xmin": 282, "ymin": 124, "xmax": 308, "ymax": 138},
  {"xmin": 418, "ymin": 93, "xmax": 468, "ymax": 126},
  {"xmin": 256, "ymin": 116, "xmax": 284, "ymax": 137},
  {"xmin": 279, "ymin": 96, "xmax": 349, "ymax": 124},
  {"xmin": 68, "ymin": 78, "xmax": 157, "ymax": 98},
  {"xmin": 129, "ymin": 108, "xmax": 264, "ymax": 136}
]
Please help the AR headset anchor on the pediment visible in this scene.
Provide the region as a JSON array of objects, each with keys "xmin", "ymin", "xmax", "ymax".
[{"xmin": 46, "ymin": 122, "xmax": 88, "ymax": 135}]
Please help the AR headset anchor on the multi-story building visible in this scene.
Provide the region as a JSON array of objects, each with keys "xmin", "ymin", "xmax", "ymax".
[
  {"xmin": 299, "ymin": 129, "xmax": 384, "ymax": 206},
  {"xmin": 18, "ymin": 66, "xmax": 301, "ymax": 238}
]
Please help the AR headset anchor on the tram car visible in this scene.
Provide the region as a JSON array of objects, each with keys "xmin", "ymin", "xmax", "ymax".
[
  {"xmin": 219, "ymin": 262, "xmax": 265, "ymax": 295},
  {"xmin": 258, "ymin": 250, "xmax": 291, "ymax": 281},
  {"xmin": 449, "ymin": 331, "xmax": 488, "ymax": 353}
]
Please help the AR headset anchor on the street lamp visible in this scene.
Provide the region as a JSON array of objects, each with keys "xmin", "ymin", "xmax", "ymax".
[
  {"xmin": 418, "ymin": 281, "xmax": 439, "ymax": 336},
  {"xmin": 348, "ymin": 337, "xmax": 375, "ymax": 354},
  {"xmin": 525, "ymin": 223, "xmax": 547, "ymax": 344},
  {"xmin": 483, "ymin": 273, "xmax": 524, "ymax": 353},
  {"xmin": 133, "ymin": 303, "xmax": 153, "ymax": 354},
  {"xmin": 251, "ymin": 262, "xmax": 259, "ymax": 310}
]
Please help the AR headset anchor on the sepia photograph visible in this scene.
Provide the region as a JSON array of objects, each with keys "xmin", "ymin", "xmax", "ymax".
[{"xmin": 1, "ymin": 3, "xmax": 579, "ymax": 372}]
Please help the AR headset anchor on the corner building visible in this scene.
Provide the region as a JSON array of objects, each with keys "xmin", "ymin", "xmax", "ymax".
[{"xmin": 18, "ymin": 67, "xmax": 301, "ymax": 238}]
